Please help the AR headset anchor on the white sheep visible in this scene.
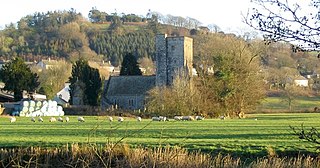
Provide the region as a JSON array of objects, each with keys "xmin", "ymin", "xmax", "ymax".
[
  {"xmin": 195, "ymin": 116, "xmax": 204, "ymax": 120},
  {"xmin": 78, "ymin": 116, "xmax": 85, "ymax": 122},
  {"xmin": 65, "ymin": 117, "xmax": 70, "ymax": 122},
  {"xmin": 38, "ymin": 117, "xmax": 44, "ymax": 122},
  {"xmin": 159, "ymin": 116, "xmax": 167, "ymax": 121},
  {"xmin": 137, "ymin": 116, "xmax": 142, "ymax": 122},
  {"xmin": 118, "ymin": 117, "xmax": 124, "ymax": 122},
  {"xmin": 220, "ymin": 116, "xmax": 225, "ymax": 120},
  {"xmin": 31, "ymin": 117, "xmax": 36, "ymax": 122},
  {"xmin": 174, "ymin": 116, "xmax": 182, "ymax": 121},
  {"xmin": 151, "ymin": 116, "xmax": 160, "ymax": 121},
  {"xmin": 182, "ymin": 116, "xmax": 194, "ymax": 121},
  {"xmin": 108, "ymin": 116, "xmax": 113, "ymax": 122},
  {"xmin": 49, "ymin": 117, "xmax": 56, "ymax": 122},
  {"xmin": 57, "ymin": 117, "xmax": 64, "ymax": 122},
  {"xmin": 10, "ymin": 117, "xmax": 16, "ymax": 123}
]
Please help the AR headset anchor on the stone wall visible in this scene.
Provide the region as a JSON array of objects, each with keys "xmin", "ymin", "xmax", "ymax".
[{"xmin": 156, "ymin": 34, "xmax": 193, "ymax": 86}]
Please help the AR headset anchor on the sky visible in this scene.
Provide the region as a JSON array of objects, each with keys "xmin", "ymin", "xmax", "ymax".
[{"xmin": 0, "ymin": 0, "xmax": 253, "ymax": 33}]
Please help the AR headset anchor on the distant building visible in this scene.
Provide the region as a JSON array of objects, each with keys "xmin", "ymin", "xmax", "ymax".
[
  {"xmin": 101, "ymin": 34, "xmax": 193, "ymax": 110},
  {"xmin": 53, "ymin": 83, "xmax": 70, "ymax": 106},
  {"xmin": 294, "ymin": 76, "xmax": 309, "ymax": 87},
  {"xmin": 36, "ymin": 58, "xmax": 58, "ymax": 70}
]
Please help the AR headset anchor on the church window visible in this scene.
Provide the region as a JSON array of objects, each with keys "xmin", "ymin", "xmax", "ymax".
[{"xmin": 129, "ymin": 99, "xmax": 134, "ymax": 106}]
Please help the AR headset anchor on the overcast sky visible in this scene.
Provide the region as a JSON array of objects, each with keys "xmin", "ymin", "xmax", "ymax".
[{"xmin": 0, "ymin": 0, "xmax": 253, "ymax": 32}]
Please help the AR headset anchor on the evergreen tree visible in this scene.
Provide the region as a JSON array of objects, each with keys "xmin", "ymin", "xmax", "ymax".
[
  {"xmin": 69, "ymin": 58, "xmax": 102, "ymax": 106},
  {"xmin": 120, "ymin": 53, "xmax": 142, "ymax": 76},
  {"xmin": 0, "ymin": 57, "xmax": 39, "ymax": 101}
]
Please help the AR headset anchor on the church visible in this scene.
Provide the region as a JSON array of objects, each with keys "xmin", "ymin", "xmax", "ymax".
[{"xmin": 101, "ymin": 34, "xmax": 193, "ymax": 110}]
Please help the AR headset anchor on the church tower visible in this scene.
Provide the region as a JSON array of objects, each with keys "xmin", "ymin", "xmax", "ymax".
[{"xmin": 155, "ymin": 34, "xmax": 193, "ymax": 86}]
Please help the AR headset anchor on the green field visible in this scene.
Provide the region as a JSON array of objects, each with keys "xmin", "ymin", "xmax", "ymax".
[
  {"xmin": 1, "ymin": 113, "xmax": 319, "ymax": 158},
  {"xmin": 255, "ymin": 97, "xmax": 320, "ymax": 113}
]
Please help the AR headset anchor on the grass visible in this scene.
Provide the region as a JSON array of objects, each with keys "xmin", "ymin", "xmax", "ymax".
[
  {"xmin": 0, "ymin": 113, "xmax": 319, "ymax": 158},
  {"xmin": 254, "ymin": 96, "xmax": 320, "ymax": 113}
]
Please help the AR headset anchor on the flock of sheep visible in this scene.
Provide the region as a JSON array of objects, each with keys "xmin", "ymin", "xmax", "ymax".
[{"xmin": 9, "ymin": 115, "xmax": 205, "ymax": 123}]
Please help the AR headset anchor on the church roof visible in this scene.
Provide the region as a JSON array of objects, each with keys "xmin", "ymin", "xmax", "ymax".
[{"xmin": 105, "ymin": 75, "xmax": 156, "ymax": 96}]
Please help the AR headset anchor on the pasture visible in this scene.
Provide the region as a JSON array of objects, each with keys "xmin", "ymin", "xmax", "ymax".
[{"xmin": 0, "ymin": 113, "xmax": 319, "ymax": 158}]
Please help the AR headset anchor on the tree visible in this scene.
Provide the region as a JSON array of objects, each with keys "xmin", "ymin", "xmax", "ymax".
[
  {"xmin": 245, "ymin": 0, "xmax": 320, "ymax": 50},
  {"xmin": 193, "ymin": 33, "xmax": 266, "ymax": 117},
  {"xmin": 37, "ymin": 60, "xmax": 72, "ymax": 99},
  {"xmin": 69, "ymin": 58, "xmax": 102, "ymax": 106},
  {"xmin": 120, "ymin": 53, "xmax": 142, "ymax": 76},
  {"xmin": 0, "ymin": 57, "xmax": 39, "ymax": 101},
  {"xmin": 146, "ymin": 70, "xmax": 201, "ymax": 117}
]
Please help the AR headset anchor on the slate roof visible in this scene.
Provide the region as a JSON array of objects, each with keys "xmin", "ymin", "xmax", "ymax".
[{"xmin": 105, "ymin": 75, "xmax": 156, "ymax": 96}]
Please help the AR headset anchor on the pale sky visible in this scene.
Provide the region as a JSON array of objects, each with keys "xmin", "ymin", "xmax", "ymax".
[{"xmin": 0, "ymin": 0, "xmax": 253, "ymax": 32}]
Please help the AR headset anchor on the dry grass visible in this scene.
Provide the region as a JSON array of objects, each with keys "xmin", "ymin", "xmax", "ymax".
[{"xmin": 0, "ymin": 144, "xmax": 319, "ymax": 168}]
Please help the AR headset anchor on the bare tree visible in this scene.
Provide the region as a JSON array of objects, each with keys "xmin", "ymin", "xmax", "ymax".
[{"xmin": 244, "ymin": 0, "xmax": 320, "ymax": 50}]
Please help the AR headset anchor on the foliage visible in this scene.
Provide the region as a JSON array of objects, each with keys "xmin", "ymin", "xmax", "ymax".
[
  {"xmin": 0, "ymin": 57, "xmax": 39, "ymax": 101},
  {"xmin": 120, "ymin": 53, "xmax": 142, "ymax": 76},
  {"xmin": 245, "ymin": 0, "xmax": 320, "ymax": 50},
  {"xmin": 69, "ymin": 58, "xmax": 102, "ymax": 106},
  {"xmin": 146, "ymin": 70, "xmax": 201, "ymax": 116},
  {"xmin": 193, "ymin": 34, "xmax": 266, "ymax": 117},
  {"xmin": 36, "ymin": 60, "xmax": 72, "ymax": 99}
]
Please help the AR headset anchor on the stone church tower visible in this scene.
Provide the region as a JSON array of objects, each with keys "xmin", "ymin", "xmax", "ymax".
[{"xmin": 155, "ymin": 34, "xmax": 193, "ymax": 86}]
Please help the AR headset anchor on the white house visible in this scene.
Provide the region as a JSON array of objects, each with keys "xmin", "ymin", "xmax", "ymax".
[
  {"xmin": 294, "ymin": 76, "xmax": 308, "ymax": 87},
  {"xmin": 53, "ymin": 83, "xmax": 70, "ymax": 106}
]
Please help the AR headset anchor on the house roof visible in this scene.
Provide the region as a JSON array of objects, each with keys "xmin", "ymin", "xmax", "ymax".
[
  {"xmin": 55, "ymin": 83, "xmax": 70, "ymax": 102},
  {"xmin": 105, "ymin": 75, "xmax": 156, "ymax": 96},
  {"xmin": 295, "ymin": 76, "xmax": 308, "ymax": 80}
]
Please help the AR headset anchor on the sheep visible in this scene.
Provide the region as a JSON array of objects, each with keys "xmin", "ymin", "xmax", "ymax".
[
  {"xmin": 65, "ymin": 117, "xmax": 70, "ymax": 122},
  {"xmin": 137, "ymin": 116, "xmax": 142, "ymax": 122},
  {"xmin": 220, "ymin": 116, "xmax": 225, "ymax": 120},
  {"xmin": 151, "ymin": 116, "xmax": 160, "ymax": 121},
  {"xmin": 49, "ymin": 117, "xmax": 56, "ymax": 122},
  {"xmin": 10, "ymin": 117, "xmax": 16, "ymax": 123},
  {"xmin": 195, "ymin": 116, "xmax": 204, "ymax": 120},
  {"xmin": 78, "ymin": 116, "xmax": 85, "ymax": 122},
  {"xmin": 57, "ymin": 117, "xmax": 64, "ymax": 122},
  {"xmin": 108, "ymin": 116, "xmax": 113, "ymax": 122},
  {"xmin": 159, "ymin": 116, "xmax": 167, "ymax": 121},
  {"xmin": 182, "ymin": 116, "xmax": 194, "ymax": 121},
  {"xmin": 31, "ymin": 117, "xmax": 36, "ymax": 122},
  {"xmin": 174, "ymin": 116, "xmax": 183, "ymax": 121},
  {"xmin": 118, "ymin": 117, "xmax": 124, "ymax": 122},
  {"xmin": 38, "ymin": 117, "xmax": 44, "ymax": 122}
]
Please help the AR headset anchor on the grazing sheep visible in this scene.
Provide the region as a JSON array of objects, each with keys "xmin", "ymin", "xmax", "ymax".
[
  {"xmin": 31, "ymin": 117, "xmax": 36, "ymax": 122},
  {"xmin": 182, "ymin": 116, "xmax": 194, "ymax": 121},
  {"xmin": 195, "ymin": 116, "xmax": 204, "ymax": 120},
  {"xmin": 118, "ymin": 117, "xmax": 124, "ymax": 122},
  {"xmin": 220, "ymin": 116, "xmax": 225, "ymax": 120},
  {"xmin": 108, "ymin": 116, "xmax": 113, "ymax": 122},
  {"xmin": 174, "ymin": 116, "xmax": 182, "ymax": 121},
  {"xmin": 159, "ymin": 116, "xmax": 167, "ymax": 121},
  {"xmin": 10, "ymin": 117, "xmax": 16, "ymax": 123},
  {"xmin": 49, "ymin": 117, "xmax": 56, "ymax": 122},
  {"xmin": 57, "ymin": 117, "xmax": 63, "ymax": 122},
  {"xmin": 151, "ymin": 116, "xmax": 160, "ymax": 121},
  {"xmin": 137, "ymin": 116, "xmax": 142, "ymax": 122},
  {"xmin": 78, "ymin": 116, "xmax": 85, "ymax": 122},
  {"xmin": 38, "ymin": 117, "xmax": 44, "ymax": 122},
  {"xmin": 254, "ymin": 118, "xmax": 258, "ymax": 121},
  {"xmin": 65, "ymin": 117, "xmax": 70, "ymax": 122}
]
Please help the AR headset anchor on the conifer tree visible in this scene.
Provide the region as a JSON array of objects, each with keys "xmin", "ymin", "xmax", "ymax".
[
  {"xmin": 120, "ymin": 53, "xmax": 142, "ymax": 76},
  {"xmin": 0, "ymin": 57, "xmax": 39, "ymax": 101}
]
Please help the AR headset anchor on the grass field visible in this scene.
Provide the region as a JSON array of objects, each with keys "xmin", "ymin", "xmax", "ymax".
[
  {"xmin": 254, "ymin": 96, "xmax": 320, "ymax": 113},
  {"xmin": 1, "ymin": 113, "xmax": 320, "ymax": 158}
]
